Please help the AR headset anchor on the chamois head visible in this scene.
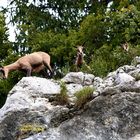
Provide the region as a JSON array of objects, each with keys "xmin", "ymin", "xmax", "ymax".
[
  {"xmin": 0, "ymin": 67, "xmax": 6, "ymax": 79},
  {"xmin": 121, "ymin": 42, "xmax": 129, "ymax": 52},
  {"xmin": 77, "ymin": 46, "xmax": 85, "ymax": 57}
]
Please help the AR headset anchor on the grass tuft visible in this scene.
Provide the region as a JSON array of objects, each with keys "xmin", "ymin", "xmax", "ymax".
[
  {"xmin": 55, "ymin": 82, "xmax": 69, "ymax": 105},
  {"xmin": 74, "ymin": 86, "xmax": 94, "ymax": 109}
]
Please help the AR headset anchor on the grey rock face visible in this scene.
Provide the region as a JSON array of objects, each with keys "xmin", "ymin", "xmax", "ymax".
[
  {"xmin": 114, "ymin": 71, "xmax": 135, "ymax": 85},
  {"xmin": 132, "ymin": 56, "xmax": 140, "ymax": 66},
  {"xmin": 24, "ymin": 91, "xmax": 140, "ymax": 140},
  {"xmin": 61, "ymin": 72, "xmax": 95, "ymax": 85},
  {"xmin": 59, "ymin": 92, "xmax": 140, "ymax": 140},
  {"xmin": 0, "ymin": 57, "xmax": 140, "ymax": 140}
]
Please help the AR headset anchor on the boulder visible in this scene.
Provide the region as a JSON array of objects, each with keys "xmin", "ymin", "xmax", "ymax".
[
  {"xmin": 61, "ymin": 72, "xmax": 94, "ymax": 85},
  {"xmin": 23, "ymin": 91, "xmax": 140, "ymax": 140},
  {"xmin": 114, "ymin": 70, "xmax": 135, "ymax": 85},
  {"xmin": 131, "ymin": 56, "xmax": 140, "ymax": 66},
  {"xmin": 0, "ymin": 61, "xmax": 140, "ymax": 140}
]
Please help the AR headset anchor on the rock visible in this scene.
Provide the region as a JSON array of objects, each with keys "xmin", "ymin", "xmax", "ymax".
[
  {"xmin": 131, "ymin": 56, "xmax": 140, "ymax": 66},
  {"xmin": 0, "ymin": 77, "xmax": 69, "ymax": 140},
  {"xmin": 93, "ymin": 77, "xmax": 103, "ymax": 88},
  {"xmin": 118, "ymin": 81, "xmax": 140, "ymax": 93},
  {"xmin": 61, "ymin": 72, "xmax": 85, "ymax": 84},
  {"xmin": 61, "ymin": 72, "xmax": 95, "ymax": 85},
  {"xmin": 94, "ymin": 83, "xmax": 106, "ymax": 95},
  {"xmin": 104, "ymin": 76, "xmax": 115, "ymax": 87},
  {"xmin": 66, "ymin": 84, "xmax": 83, "ymax": 97},
  {"xmin": 136, "ymin": 64, "xmax": 140, "ymax": 69},
  {"xmin": 40, "ymin": 91, "xmax": 139, "ymax": 140},
  {"xmin": 9, "ymin": 77, "xmax": 61, "ymax": 97},
  {"xmin": 117, "ymin": 65, "xmax": 136, "ymax": 73},
  {"xmin": 0, "ymin": 61, "xmax": 140, "ymax": 140},
  {"xmin": 106, "ymin": 71, "xmax": 116, "ymax": 79},
  {"xmin": 101, "ymin": 86, "xmax": 121, "ymax": 96},
  {"xmin": 129, "ymin": 134, "xmax": 140, "ymax": 140},
  {"xmin": 114, "ymin": 70, "xmax": 135, "ymax": 85},
  {"xmin": 83, "ymin": 73, "xmax": 95, "ymax": 85},
  {"xmin": 129, "ymin": 69, "xmax": 140, "ymax": 80}
]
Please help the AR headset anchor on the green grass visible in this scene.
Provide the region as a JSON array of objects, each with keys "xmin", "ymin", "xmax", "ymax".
[
  {"xmin": 74, "ymin": 86, "xmax": 94, "ymax": 109},
  {"xmin": 55, "ymin": 82, "xmax": 69, "ymax": 105}
]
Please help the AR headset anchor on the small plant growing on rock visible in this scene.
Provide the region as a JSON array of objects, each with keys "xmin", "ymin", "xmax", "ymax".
[
  {"xmin": 74, "ymin": 86, "xmax": 94, "ymax": 109},
  {"xmin": 55, "ymin": 82, "xmax": 69, "ymax": 105},
  {"xmin": 135, "ymin": 73, "xmax": 140, "ymax": 81}
]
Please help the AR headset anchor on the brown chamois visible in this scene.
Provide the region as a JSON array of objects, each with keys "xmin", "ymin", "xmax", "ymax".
[
  {"xmin": 75, "ymin": 46, "xmax": 85, "ymax": 69},
  {"xmin": 75, "ymin": 45, "xmax": 92, "ymax": 72},
  {"xmin": 0, "ymin": 52, "xmax": 53, "ymax": 79},
  {"xmin": 121, "ymin": 42, "xmax": 129, "ymax": 52}
]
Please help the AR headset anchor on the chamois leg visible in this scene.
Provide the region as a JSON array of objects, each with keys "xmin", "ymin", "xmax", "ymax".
[
  {"xmin": 40, "ymin": 69, "xmax": 50, "ymax": 78},
  {"xmin": 26, "ymin": 68, "xmax": 32, "ymax": 77},
  {"xmin": 43, "ymin": 61, "xmax": 53, "ymax": 77},
  {"xmin": 46, "ymin": 65, "xmax": 53, "ymax": 78}
]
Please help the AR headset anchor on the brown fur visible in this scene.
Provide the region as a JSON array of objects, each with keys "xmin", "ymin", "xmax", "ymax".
[
  {"xmin": 121, "ymin": 42, "xmax": 129, "ymax": 52},
  {"xmin": 75, "ymin": 46, "xmax": 84, "ymax": 71},
  {"xmin": 74, "ymin": 45, "xmax": 92, "ymax": 72},
  {"xmin": 0, "ymin": 52, "xmax": 53, "ymax": 79}
]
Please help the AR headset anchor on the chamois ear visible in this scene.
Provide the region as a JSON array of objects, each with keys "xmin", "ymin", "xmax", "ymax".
[
  {"xmin": 0, "ymin": 66, "xmax": 4, "ymax": 73},
  {"xmin": 82, "ymin": 41, "xmax": 86, "ymax": 46},
  {"xmin": 0, "ymin": 66, "xmax": 4, "ymax": 70}
]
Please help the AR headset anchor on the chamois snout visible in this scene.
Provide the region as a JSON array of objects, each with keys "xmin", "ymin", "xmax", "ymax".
[{"xmin": 78, "ymin": 51, "xmax": 85, "ymax": 57}]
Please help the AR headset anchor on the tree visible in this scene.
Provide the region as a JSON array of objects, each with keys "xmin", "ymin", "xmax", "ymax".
[
  {"xmin": 0, "ymin": 12, "xmax": 14, "ymax": 108},
  {"xmin": 0, "ymin": 12, "xmax": 11, "ymax": 61},
  {"xmin": 3, "ymin": 0, "xmax": 140, "ymax": 75}
]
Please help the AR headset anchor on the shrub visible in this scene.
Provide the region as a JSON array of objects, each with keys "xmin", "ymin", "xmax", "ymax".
[
  {"xmin": 55, "ymin": 82, "xmax": 69, "ymax": 105},
  {"xmin": 89, "ymin": 44, "xmax": 140, "ymax": 77},
  {"xmin": 74, "ymin": 86, "xmax": 94, "ymax": 109},
  {"xmin": 0, "ymin": 71, "xmax": 25, "ymax": 108},
  {"xmin": 0, "ymin": 79, "xmax": 14, "ymax": 108}
]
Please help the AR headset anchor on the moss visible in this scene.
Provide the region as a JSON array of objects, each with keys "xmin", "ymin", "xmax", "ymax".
[{"xmin": 135, "ymin": 73, "xmax": 140, "ymax": 81}]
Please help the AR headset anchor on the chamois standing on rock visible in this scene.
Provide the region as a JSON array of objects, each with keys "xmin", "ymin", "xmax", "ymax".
[
  {"xmin": 75, "ymin": 46, "xmax": 85, "ymax": 71},
  {"xmin": 75, "ymin": 45, "xmax": 91, "ymax": 72},
  {"xmin": 0, "ymin": 52, "xmax": 53, "ymax": 79}
]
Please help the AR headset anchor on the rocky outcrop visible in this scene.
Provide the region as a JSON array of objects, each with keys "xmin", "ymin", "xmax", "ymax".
[{"xmin": 0, "ymin": 57, "xmax": 140, "ymax": 140}]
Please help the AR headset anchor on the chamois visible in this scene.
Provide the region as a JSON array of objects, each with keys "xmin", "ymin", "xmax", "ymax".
[
  {"xmin": 0, "ymin": 52, "xmax": 53, "ymax": 79},
  {"xmin": 75, "ymin": 45, "xmax": 91, "ymax": 72},
  {"xmin": 75, "ymin": 46, "xmax": 85, "ymax": 69},
  {"xmin": 121, "ymin": 42, "xmax": 129, "ymax": 52}
]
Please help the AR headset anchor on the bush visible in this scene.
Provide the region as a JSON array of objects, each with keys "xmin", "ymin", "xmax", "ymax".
[
  {"xmin": 89, "ymin": 44, "xmax": 140, "ymax": 77},
  {"xmin": 0, "ymin": 79, "xmax": 14, "ymax": 108},
  {"xmin": 74, "ymin": 86, "xmax": 94, "ymax": 109},
  {"xmin": 55, "ymin": 82, "xmax": 69, "ymax": 105},
  {"xmin": 0, "ymin": 70, "xmax": 23, "ymax": 108}
]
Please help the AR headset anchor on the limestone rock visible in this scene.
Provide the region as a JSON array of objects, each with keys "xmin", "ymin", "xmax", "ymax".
[
  {"xmin": 61, "ymin": 72, "xmax": 94, "ymax": 85},
  {"xmin": 0, "ymin": 61, "xmax": 140, "ymax": 140}
]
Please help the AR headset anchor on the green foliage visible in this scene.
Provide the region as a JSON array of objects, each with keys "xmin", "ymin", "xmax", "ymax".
[
  {"xmin": 133, "ymin": 73, "xmax": 140, "ymax": 81},
  {"xmin": 75, "ymin": 86, "xmax": 94, "ymax": 109},
  {"xmin": 76, "ymin": 3, "xmax": 140, "ymax": 77},
  {"xmin": 0, "ymin": 79, "xmax": 15, "ymax": 108},
  {"xmin": 4, "ymin": 1, "xmax": 140, "ymax": 78},
  {"xmin": 55, "ymin": 82, "xmax": 69, "ymax": 105},
  {"xmin": 0, "ymin": 12, "xmax": 11, "ymax": 61},
  {"xmin": 89, "ymin": 43, "xmax": 140, "ymax": 77},
  {"xmin": 0, "ymin": 12, "xmax": 14, "ymax": 108},
  {"xmin": 107, "ymin": 4, "xmax": 140, "ymax": 46}
]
